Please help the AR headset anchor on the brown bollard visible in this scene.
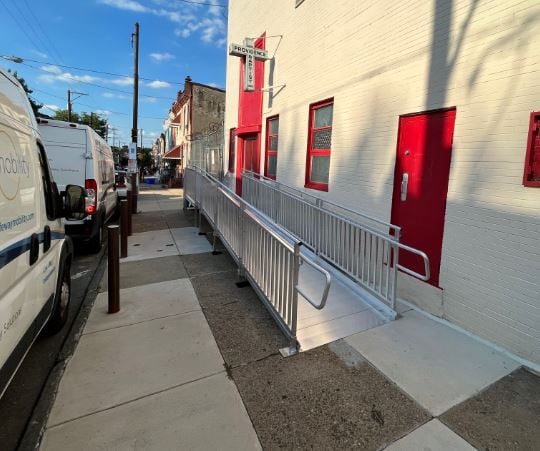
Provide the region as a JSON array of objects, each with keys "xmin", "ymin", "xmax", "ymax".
[
  {"xmin": 107, "ymin": 225, "xmax": 120, "ymax": 313},
  {"xmin": 130, "ymin": 173, "xmax": 138, "ymax": 214},
  {"xmin": 120, "ymin": 199, "xmax": 128, "ymax": 258},
  {"xmin": 127, "ymin": 189, "xmax": 133, "ymax": 236}
]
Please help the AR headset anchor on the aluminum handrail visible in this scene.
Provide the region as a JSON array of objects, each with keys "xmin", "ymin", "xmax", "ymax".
[
  {"xmin": 218, "ymin": 184, "xmax": 296, "ymax": 252},
  {"xmin": 185, "ymin": 165, "xmax": 332, "ymax": 355},
  {"xmin": 241, "ymin": 171, "xmax": 432, "ymax": 309},
  {"xmin": 243, "ymin": 170, "xmax": 400, "ymax": 237},
  {"xmin": 396, "ymin": 244, "xmax": 431, "ymax": 281},
  {"xmin": 296, "ymin": 253, "xmax": 332, "ymax": 310}
]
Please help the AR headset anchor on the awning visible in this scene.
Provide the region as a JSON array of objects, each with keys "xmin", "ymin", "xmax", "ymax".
[{"xmin": 163, "ymin": 145, "xmax": 183, "ymax": 160}]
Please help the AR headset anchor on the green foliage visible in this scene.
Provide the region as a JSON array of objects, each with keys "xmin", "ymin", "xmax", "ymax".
[
  {"xmin": 52, "ymin": 109, "xmax": 77, "ymax": 122},
  {"xmin": 137, "ymin": 147, "xmax": 153, "ymax": 169},
  {"xmin": 8, "ymin": 69, "xmax": 43, "ymax": 117},
  {"xmin": 111, "ymin": 145, "xmax": 129, "ymax": 166},
  {"xmin": 52, "ymin": 109, "xmax": 108, "ymax": 139}
]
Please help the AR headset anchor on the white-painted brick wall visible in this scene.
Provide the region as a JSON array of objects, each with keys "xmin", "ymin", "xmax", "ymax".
[{"xmin": 225, "ymin": 0, "xmax": 540, "ymax": 364}]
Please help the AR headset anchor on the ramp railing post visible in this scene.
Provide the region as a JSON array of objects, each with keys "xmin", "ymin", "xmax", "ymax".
[{"xmin": 107, "ymin": 225, "xmax": 120, "ymax": 313}]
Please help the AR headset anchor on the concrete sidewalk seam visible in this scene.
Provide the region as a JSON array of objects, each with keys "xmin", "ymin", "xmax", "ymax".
[
  {"xmin": 81, "ymin": 308, "xmax": 203, "ymax": 336},
  {"xmin": 189, "ymin": 268, "xmax": 237, "ymax": 279},
  {"xmin": 46, "ymin": 368, "xmax": 227, "ymax": 429}
]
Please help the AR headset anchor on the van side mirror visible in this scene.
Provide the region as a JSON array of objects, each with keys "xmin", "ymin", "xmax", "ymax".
[{"xmin": 64, "ymin": 185, "xmax": 86, "ymax": 220}]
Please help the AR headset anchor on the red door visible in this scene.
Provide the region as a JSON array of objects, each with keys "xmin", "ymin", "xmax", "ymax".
[
  {"xmin": 235, "ymin": 133, "xmax": 260, "ymax": 195},
  {"xmin": 390, "ymin": 108, "xmax": 456, "ymax": 286},
  {"xmin": 243, "ymin": 134, "xmax": 260, "ymax": 173}
]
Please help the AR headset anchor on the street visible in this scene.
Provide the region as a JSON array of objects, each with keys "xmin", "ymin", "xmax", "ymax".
[{"xmin": 0, "ymin": 244, "xmax": 107, "ymax": 451}]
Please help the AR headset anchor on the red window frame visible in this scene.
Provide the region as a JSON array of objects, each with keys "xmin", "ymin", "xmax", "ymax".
[
  {"xmin": 228, "ymin": 128, "xmax": 236, "ymax": 173},
  {"xmin": 305, "ymin": 98, "xmax": 333, "ymax": 191},
  {"xmin": 264, "ymin": 115, "xmax": 279, "ymax": 179},
  {"xmin": 523, "ymin": 111, "xmax": 540, "ymax": 187}
]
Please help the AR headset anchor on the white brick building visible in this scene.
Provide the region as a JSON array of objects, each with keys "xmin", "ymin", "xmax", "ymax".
[{"xmin": 223, "ymin": 0, "xmax": 540, "ymax": 365}]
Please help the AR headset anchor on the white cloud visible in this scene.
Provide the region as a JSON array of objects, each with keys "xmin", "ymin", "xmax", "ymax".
[
  {"xmin": 98, "ymin": 0, "xmax": 148, "ymax": 13},
  {"xmin": 149, "ymin": 52, "xmax": 175, "ymax": 62},
  {"xmin": 110, "ymin": 77, "xmax": 134, "ymax": 86},
  {"xmin": 95, "ymin": 109, "xmax": 112, "ymax": 116},
  {"xmin": 100, "ymin": 0, "xmax": 226, "ymax": 47},
  {"xmin": 102, "ymin": 92, "xmax": 129, "ymax": 99},
  {"xmin": 30, "ymin": 49, "xmax": 48, "ymax": 59},
  {"xmin": 142, "ymin": 97, "xmax": 158, "ymax": 104},
  {"xmin": 43, "ymin": 104, "xmax": 60, "ymax": 112},
  {"xmin": 146, "ymin": 80, "xmax": 171, "ymax": 89},
  {"xmin": 41, "ymin": 65, "xmax": 62, "ymax": 74},
  {"xmin": 38, "ymin": 66, "xmax": 100, "ymax": 84}
]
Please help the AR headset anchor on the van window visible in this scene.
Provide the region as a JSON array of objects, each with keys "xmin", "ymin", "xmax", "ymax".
[{"xmin": 37, "ymin": 144, "xmax": 55, "ymax": 220}]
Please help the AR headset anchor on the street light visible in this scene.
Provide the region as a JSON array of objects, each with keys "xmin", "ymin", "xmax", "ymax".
[{"xmin": 0, "ymin": 55, "xmax": 23, "ymax": 64}]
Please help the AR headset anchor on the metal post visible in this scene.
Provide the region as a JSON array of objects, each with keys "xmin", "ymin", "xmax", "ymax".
[
  {"xmin": 127, "ymin": 189, "xmax": 133, "ymax": 236},
  {"xmin": 130, "ymin": 173, "xmax": 138, "ymax": 214},
  {"xmin": 107, "ymin": 225, "xmax": 120, "ymax": 313},
  {"xmin": 279, "ymin": 241, "xmax": 300, "ymax": 357},
  {"xmin": 120, "ymin": 199, "xmax": 128, "ymax": 258},
  {"xmin": 67, "ymin": 89, "xmax": 71, "ymax": 122},
  {"xmin": 131, "ymin": 22, "xmax": 139, "ymax": 146}
]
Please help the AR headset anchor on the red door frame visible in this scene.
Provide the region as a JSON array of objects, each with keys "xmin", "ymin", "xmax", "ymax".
[
  {"xmin": 235, "ymin": 33, "xmax": 266, "ymax": 195},
  {"xmin": 390, "ymin": 107, "xmax": 456, "ymax": 287}
]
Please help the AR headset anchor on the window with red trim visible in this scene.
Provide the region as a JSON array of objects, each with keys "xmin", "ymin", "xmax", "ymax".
[
  {"xmin": 305, "ymin": 99, "xmax": 333, "ymax": 191},
  {"xmin": 228, "ymin": 128, "xmax": 236, "ymax": 173},
  {"xmin": 523, "ymin": 111, "xmax": 540, "ymax": 187},
  {"xmin": 264, "ymin": 115, "xmax": 279, "ymax": 179}
]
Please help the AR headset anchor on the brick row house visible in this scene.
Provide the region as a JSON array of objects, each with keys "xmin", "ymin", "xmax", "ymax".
[
  {"xmin": 161, "ymin": 76, "xmax": 225, "ymax": 179},
  {"xmin": 223, "ymin": 0, "xmax": 540, "ymax": 365}
]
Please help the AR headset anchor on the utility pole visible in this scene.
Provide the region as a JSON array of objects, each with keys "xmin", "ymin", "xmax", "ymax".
[
  {"xmin": 67, "ymin": 89, "xmax": 71, "ymax": 121},
  {"xmin": 131, "ymin": 22, "xmax": 139, "ymax": 147},
  {"xmin": 139, "ymin": 128, "xmax": 143, "ymax": 149},
  {"xmin": 67, "ymin": 90, "xmax": 88, "ymax": 122}
]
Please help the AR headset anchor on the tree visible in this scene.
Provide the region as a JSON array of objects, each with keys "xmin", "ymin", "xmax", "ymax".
[
  {"xmin": 137, "ymin": 148, "xmax": 153, "ymax": 170},
  {"xmin": 52, "ymin": 109, "xmax": 79, "ymax": 123},
  {"xmin": 52, "ymin": 110, "xmax": 108, "ymax": 139},
  {"xmin": 80, "ymin": 112, "xmax": 108, "ymax": 139},
  {"xmin": 8, "ymin": 70, "xmax": 43, "ymax": 117}
]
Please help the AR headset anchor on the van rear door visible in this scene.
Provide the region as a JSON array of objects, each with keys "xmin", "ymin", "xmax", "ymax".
[{"xmin": 40, "ymin": 125, "xmax": 87, "ymax": 190}]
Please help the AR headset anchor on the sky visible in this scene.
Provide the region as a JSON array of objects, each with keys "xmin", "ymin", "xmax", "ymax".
[{"xmin": 0, "ymin": 0, "xmax": 228, "ymax": 147}]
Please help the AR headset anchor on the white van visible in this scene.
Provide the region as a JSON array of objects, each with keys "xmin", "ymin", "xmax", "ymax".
[
  {"xmin": 0, "ymin": 67, "xmax": 86, "ymax": 397},
  {"xmin": 38, "ymin": 119, "xmax": 118, "ymax": 252}
]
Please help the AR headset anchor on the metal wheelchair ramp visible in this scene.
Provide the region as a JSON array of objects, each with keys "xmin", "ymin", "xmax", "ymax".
[
  {"xmin": 184, "ymin": 166, "xmax": 430, "ymax": 355},
  {"xmin": 296, "ymin": 252, "xmax": 388, "ymax": 351}
]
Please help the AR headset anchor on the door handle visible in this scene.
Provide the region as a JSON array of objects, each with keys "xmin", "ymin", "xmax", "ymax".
[
  {"xmin": 401, "ymin": 172, "xmax": 409, "ymax": 201},
  {"xmin": 29, "ymin": 233, "xmax": 39, "ymax": 265},
  {"xmin": 43, "ymin": 225, "xmax": 51, "ymax": 252}
]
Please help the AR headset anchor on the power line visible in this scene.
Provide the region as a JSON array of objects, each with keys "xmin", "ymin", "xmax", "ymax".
[
  {"xmin": 0, "ymin": 0, "xmax": 46, "ymax": 57},
  {"xmin": 16, "ymin": 56, "xmax": 184, "ymax": 86},
  {"xmin": 21, "ymin": 0, "xmax": 65, "ymax": 64},
  {"xmin": 21, "ymin": 62, "xmax": 174, "ymax": 100},
  {"xmin": 10, "ymin": 1, "xmax": 53, "ymax": 62},
  {"xmin": 32, "ymin": 88, "xmax": 166, "ymax": 120}
]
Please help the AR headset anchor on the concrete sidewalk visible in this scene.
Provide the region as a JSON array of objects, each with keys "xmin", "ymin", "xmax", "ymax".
[
  {"xmin": 40, "ymin": 187, "xmax": 261, "ymax": 450},
  {"xmin": 39, "ymin": 185, "xmax": 540, "ymax": 450}
]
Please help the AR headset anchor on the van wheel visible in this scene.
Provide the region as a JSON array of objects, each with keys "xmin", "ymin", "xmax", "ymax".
[
  {"xmin": 44, "ymin": 260, "xmax": 71, "ymax": 335},
  {"xmin": 88, "ymin": 223, "xmax": 103, "ymax": 253}
]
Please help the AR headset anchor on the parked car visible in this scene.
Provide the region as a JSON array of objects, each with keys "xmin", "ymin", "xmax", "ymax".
[
  {"xmin": 0, "ymin": 67, "xmax": 86, "ymax": 397},
  {"xmin": 115, "ymin": 169, "xmax": 128, "ymax": 199},
  {"xmin": 38, "ymin": 119, "xmax": 118, "ymax": 252}
]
